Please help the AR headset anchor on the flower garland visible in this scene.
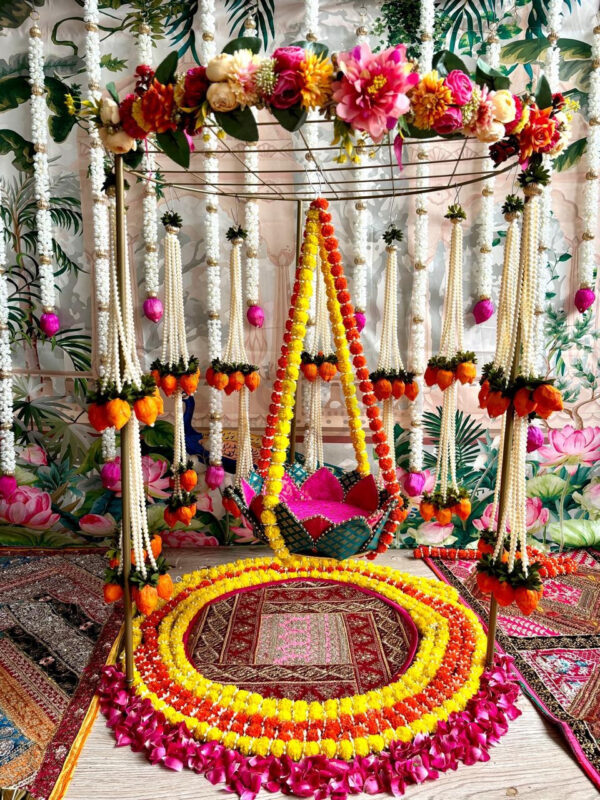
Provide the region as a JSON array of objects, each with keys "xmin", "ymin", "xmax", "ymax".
[
  {"xmin": 405, "ymin": 0, "xmax": 434, "ymax": 499},
  {"xmin": 258, "ymin": 200, "xmax": 405, "ymax": 560},
  {"xmin": 243, "ymin": 142, "xmax": 263, "ymax": 327},
  {"xmin": 304, "ymin": 0, "xmax": 319, "ymax": 42},
  {"xmin": 107, "ymin": 557, "xmax": 493, "ymax": 762},
  {"xmin": 28, "ymin": 18, "xmax": 60, "ymax": 337},
  {"xmin": 83, "ymin": 0, "xmax": 117, "ymax": 463},
  {"xmin": 575, "ymin": 18, "xmax": 600, "ymax": 313},
  {"xmin": 420, "ymin": 206, "xmax": 472, "ymax": 524},
  {"xmin": 473, "ymin": 27, "xmax": 501, "ymax": 325},
  {"xmin": 0, "ymin": 184, "xmax": 16, "ymax": 495},
  {"xmin": 149, "ymin": 212, "xmax": 199, "ymax": 525},
  {"xmin": 371, "ymin": 227, "xmax": 418, "ymax": 480}
]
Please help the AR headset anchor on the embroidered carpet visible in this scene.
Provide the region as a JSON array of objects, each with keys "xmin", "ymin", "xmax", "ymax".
[
  {"xmin": 425, "ymin": 548, "xmax": 600, "ymax": 791},
  {"xmin": 0, "ymin": 554, "xmax": 123, "ymax": 800},
  {"xmin": 187, "ymin": 578, "xmax": 419, "ymax": 701}
]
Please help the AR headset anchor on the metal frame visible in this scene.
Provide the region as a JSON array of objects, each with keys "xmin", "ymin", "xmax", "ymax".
[{"xmin": 114, "ymin": 124, "xmax": 520, "ymax": 682}]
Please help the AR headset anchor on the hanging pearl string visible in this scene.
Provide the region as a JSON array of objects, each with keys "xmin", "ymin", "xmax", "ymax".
[
  {"xmin": 83, "ymin": 0, "xmax": 116, "ymax": 461},
  {"xmin": 244, "ymin": 143, "xmax": 260, "ymax": 311},
  {"xmin": 577, "ymin": 19, "xmax": 600, "ymax": 300},
  {"xmin": 304, "ymin": 252, "xmax": 329, "ymax": 473},
  {"xmin": 304, "ymin": 0, "xmax": 320, "ymax": 41},
  {"xmin": 0, "ymin": 184, "xmax": 15, "ymax": 479},
  {"xmin": 494, "ymin": 210, "xmax": 521, "ymax": 371},
  {"xmin": 28, "ymin": 17, "xmax": 58, "ymax": 331},
  {"xmin": 122, "ymin": 413, "xmax": 157, "ymax": 578},
  {"xmin": 377, "ymin": 243, "xmax": 403, "ymax": 469},
  {"xmin": 474, "ymin": 27, "xmax": 500, "ymax": 315},
  {"xmin": 160, "ymin": 226, "xmax": 189, "ymax": 368}
]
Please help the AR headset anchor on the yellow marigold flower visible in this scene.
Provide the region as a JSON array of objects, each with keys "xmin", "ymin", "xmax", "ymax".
[
  {"xmin": 270, "ymin": 740, "xmax": 285, "ymax": 757},
  {"xmin": 287, "ymin": 739, "xmax": 303, "ymax": 761},
  {"xmin": 299, "ymin": 52, "xmax": 333, "ymax": 110},
  {"xmin": 321, "ymin": 739, "xmax": 337, "ymax": 758},
  {"xmin": 338, "ymin": 740, "xmax": 354, "ymax": 760},
  {"xmin": 411, "ymin": 70, "xmax": 452, "ymax": 130}
]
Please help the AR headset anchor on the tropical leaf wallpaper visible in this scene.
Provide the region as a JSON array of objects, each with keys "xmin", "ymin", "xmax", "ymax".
[{"xmin": 0, "ymin": 0, "xmax": 598, "ymax": 551}]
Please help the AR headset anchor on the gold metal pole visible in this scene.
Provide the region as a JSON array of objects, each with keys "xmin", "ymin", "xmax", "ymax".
[
  {"xmin": 114, "ymin": 154, "xmax": 134, "ymax": 684},
  {"xmin": 288, "ymin": 200, "xmax": 303, "ymax": 465},
  {"xmin": 485, "ymin": 190, "xmax": 533, "ymax": 668}
]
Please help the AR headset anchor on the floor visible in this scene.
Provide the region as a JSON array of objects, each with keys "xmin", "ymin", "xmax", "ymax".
[{"xmin": 65, "ymin": 547, "xmax": 596, "ymax": 800}]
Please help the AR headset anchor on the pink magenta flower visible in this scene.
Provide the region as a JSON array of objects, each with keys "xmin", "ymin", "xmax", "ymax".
[
  {"xmin": 537, "ymin": 425, "xmax": 600, "ymax": 475},
  {"xmin": 433, "ymin": 106, "xmax": 463, "ymax": 134},
  {"xmin": 473, "ymin": 498, "xmax": 549, "ymax": 533},
  {"xmin": 196, "ymin": 492, "xmax": 213, "ymax": 513},
  {"xmin": 413, "ymin": 519, "xmax": 455, "ymax": 546},
  {"xmin": 270, "ymin": 69, "xmax": 303, "ymax": 109},
  {"xmin": 79, "ymin": 513, "xmax": 117, "ymax": 536},
  {"xmin": 332, "ymin": 42, "xmax": 419, "ymax": 142},
  {"xmin": 160, "ymin": 529, "xmax": 219, "ymax": 547},
  {"xmin": 0, "ymin": 486, "xmax": 60, "ymax": 530},
  {"xmin": 100, "ymin": 456, "xmax": 170, "ymax": 501},
  {"xmin": 397, "ymin": 467, "xmax": 436, "ymax": 500},
  {"xmin": 445, "ymin": 70, "xmax": 473, "ymax": 105},
  {"xmin": 19, "ymin": 443, "xmax": 48, "ymax": 466},
  {"xmin": 273, "ymin": 46, "xmax": 305, "ymax": 71}
]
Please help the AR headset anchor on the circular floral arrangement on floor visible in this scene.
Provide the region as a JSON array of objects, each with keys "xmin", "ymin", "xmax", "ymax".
[{"xmin": 100, "ymin": 557, "xmax": 521, "ymax": 799}]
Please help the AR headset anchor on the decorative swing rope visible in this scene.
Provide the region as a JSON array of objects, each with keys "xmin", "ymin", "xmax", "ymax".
[
  {"xmin": 83, "ymin": 0, "xmax": 117, "ymax": 462},
  {"xmin": 304, "ymin": 0, "xmax": 320, "ymax": 42},
  {"xmin": 351, "ymin": 201, "xmax": 369, "ymax": 331},
  {"xmin": 420, "ymin": 208, "xmax": 472, "ymax": 525},
  {"xmin": 405, "ymin": 0, "xmax": 435, "ymax": 495},
  {"xmin": 244, "ymin": 143, "xmax": 263, "ymax": 327},
  {"xmin": 257, "ymin": 200, "xmax": 406, "ymax": 561},
  {"xmin": 28, "ymin": 16, "xmax": 60, "ymax": 338},
  {"xmin": 473, "ymin": 25, "xmax": 500, "ymax": 325},
  {"xmin": 575, "ymin": 18, "xmax": 600, "ymax": 313},
  {"xmin": 0, "ymin": 184, "xmax": 16, "ymax": 490}
]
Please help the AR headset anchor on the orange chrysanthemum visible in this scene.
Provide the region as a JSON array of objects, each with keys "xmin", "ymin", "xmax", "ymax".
[
  {"xmin": 132, "ymin": 80, "xmax": 177, "ymax": 134},
  {"xmin": 299, "ymin": 52, "xmax": 334, "ymax": 110},
  {"xmin": 518, "ymin": 105, "xmax": 557, "ymax": 162},
  {"xmin": 410, "ymin": 70, "xmax": 453, "ymax": 130}
]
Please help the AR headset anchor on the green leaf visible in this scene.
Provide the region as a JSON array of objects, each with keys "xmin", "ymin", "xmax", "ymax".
[
  {"xmin": 213, "ymin": 106, "xmax": 259, "ymax": 142},
  {"xmin": 0, "ymin": 129, "xmax": 34, "ymax": 172},
  {"xmin": 289, "ymin": 39, "xmax": 329, "ymax": 57},
  {"xmin": 0, "ymin": 75, "xmax": 30, "ymax": 112},
  {"xmin": 497, "ymin": 23, "xmax": 521, "ymax": 40},
  {"xmin": 270, "ymin": 104, "xmax": 307, "ymax": 132},
  {"xmin": 557, "ymin": 38, "xmax": 592, "ymax": 60},
  {"xmin": 526, "ymin": 474, "xmax": 566, "ymax": 502},
  {"xmin": 122, "ymin": 146, "xmax": 144, "ymax": 169},
  {"xmin": 535, "ymin": 74, "xmax": 552, "ymax": 110},
  {"xmin": 222, "ymin": 36, "xmax": 262, "ymax": 54},
  {"xmin": 548, "ymin": 519, "xmax": 600, "ymax": 547},
  {"xmin": 100, "ymin": 54, "xmax": 128, "ymax": 72},
  {"xmin": 475, "ymin": 59, "xmax": 510, "ymax": 91},
  {"xmin": 77, "ymin": 435, "xmax": 105, "ymax": 475},
  {"xmin": 0, "ymin": 0, "xmax": 44, "ymax": 29},
  {"xmin": 156, "ymin": 129, "xmax": 190, "ymax": 168},
  {"xmin": 49, "ymin": 113, "xmax": 76, "ymax": 143},
  {"xmin": 432, "ymin": 50, "xmax": 468, "ymax": 76},
  {"xmin": 154, "ymin": 51, "xmax": 179, "ymax": 84},
  {"xmin": 105, "ymin": 81, "xmax": 120, "ymax": 104},
  {"xmin": 141, "ymin": 419, "xmax": 174, "ymax": 449},
  {"xmin": 501, "ymin": 38, "xmax": 549, "ymax": 65}
]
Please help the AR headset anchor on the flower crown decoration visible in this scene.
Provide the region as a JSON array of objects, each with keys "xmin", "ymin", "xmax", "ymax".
[{"xmin": 70, "ymin": 35, "xmax": 575, "ymax": 176}]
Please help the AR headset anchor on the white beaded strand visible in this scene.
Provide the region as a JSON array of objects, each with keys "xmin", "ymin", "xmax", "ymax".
[
  {"xmin": 28, "ymin": 19, "xmax": 58, "ymax": 330},
  {"xmin": 0, "ymin": 185, "xmax": 15, "ymax": 479}
]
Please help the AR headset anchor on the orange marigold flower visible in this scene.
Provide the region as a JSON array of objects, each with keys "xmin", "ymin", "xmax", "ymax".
[
  {"xmin": 132, "ymin": 80, "xmax": 177, "ymax": 134},
  {"xmin": 518, "ymin": 105, "xmax": 557, "ymax": 162},
  {"xmin": 410, "ymin": 70, "xmax": 453, "ymax": 130},
  {"xmin": 299, "ymin": 52, "xmax": 333, "ymax": 110}
]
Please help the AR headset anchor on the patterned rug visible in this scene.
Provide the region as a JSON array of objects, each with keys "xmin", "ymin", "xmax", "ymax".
[
  {"xmin": 0, "ymin": 554, "xmax": 123, "ymax": 800},
  {"xmin": 187, "ymin": 579, "xmax": 419, "ymax": 701},
  {"xmin": 425, "ymin": 549, "xmax": 600, "ymax": 791}
]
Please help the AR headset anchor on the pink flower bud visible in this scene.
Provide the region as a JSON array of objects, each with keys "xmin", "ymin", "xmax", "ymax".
[
  {"xmin": 354, "ymin": 311, "xmax": 366, "ymax": 332},
  {"xmin": 246, "ymin": 305, "xmax": 265, "ymax": 328},
  {"xmin": 206, "ymin": 464, "xmax": 225, "ymax": 489},
  {"xmin": 403, "ymin": 471, "xmax": 426, "ymax": 497},
  {"xmin": 40, "ymin": 312, "xmax": 60, "ymax": 336},
  {"xmin": 143, "ymin": 297, "xmax": 164, "ymax": 323},
  {"xmin": 574, "ymin": 287, "xmax": 595, "ymax": 314},
  {"xmin": 473, "ymin": 298, "xmax": 495, "ymax": 324},
  {"xmin": 526, "ymin": 425, "xmax": 544, "ymax": 453},
  {"xmin": 101, "ymin": 459, "xmax": 122, "ymax": 492},
  {"xmin": 0, "ymin": 475, "xmax": 17, "ymax": 498}
]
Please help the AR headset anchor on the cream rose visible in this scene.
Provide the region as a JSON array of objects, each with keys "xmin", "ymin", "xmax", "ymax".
[
  {"xmin": 490, "ymin": 90, "xmax": 516, "ymax": 124},
  {"xmin": 206, "ymin": 53, "xmax": 234, "ymax": 83},
  {"xmin": 99, "ymin": 97, "xmax": 120, "ymax": 125},
  {"xmin": 98, "ymin": 126, "xmax": 135, "ymax": 154},
  {"xmin": 475, "ymin": 120, "xmax": 505, "ymax": 143},
  {"xmin": 206, "ymin": 82, "xmax": 238, "ymax": 113}
]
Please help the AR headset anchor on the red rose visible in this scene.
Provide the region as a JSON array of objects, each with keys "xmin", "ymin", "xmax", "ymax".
[
  {"xmin": 119, "ymin": 94, "xmax": 147, "ymax": 139},
  {"xmin": 134, "ymin": 64, "xmax": 155, "ymax": 96},
  {"xmin": 270, "ymin": 69, "xmax": 304, "ymax": 109},
  {"xmin": 273, "ymin": 46, "xmax": 305, "ymax": 72},
  {"xmin": 183, "ymin": 66, "xmax": 208, "ymax": 108}
]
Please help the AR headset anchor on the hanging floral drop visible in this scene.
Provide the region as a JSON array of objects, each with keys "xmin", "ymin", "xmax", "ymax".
[
  {"xmin": 420, "ymin": 205, "xmax": 473, "ymax": 524},
  {"xmin": 150, "ymin": 213, "xmax": 200, "ymax": 527},
  {"xmin": 575, "ymin": 18, "xmax": 600, "ymax": 313},
  {"xmin": 370, "ymin": 226, "xmax": 417, "ymax": 483},
  {"xmin": 92, "ymin": 187, "xmax": 170, "ymax": 614},
  {"xmin": 244, "ymin": 143, "xmax": 264, "ymax": 327},
  {"xmin": 28, "ymin": 18, "xmax": 60, "ymax": 337}
]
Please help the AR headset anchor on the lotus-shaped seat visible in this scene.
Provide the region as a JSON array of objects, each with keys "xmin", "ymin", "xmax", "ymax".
[{"xmin": 225, "ymin": 464, "xmax": 398, "ymax": 560}]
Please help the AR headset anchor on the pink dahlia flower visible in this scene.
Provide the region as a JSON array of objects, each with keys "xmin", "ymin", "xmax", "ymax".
[
  {"xmin": 332, "ymin": 42, "xmax": 419, "ymax": 142},
  {"xmin": 473, "ymin": 497, "xmax": 550, "ymax": 533},
  {"xmin": 0, "ymin": 486, "xmax": 60, "ymax": 530},
  {"xmin": 537, "ymin": 425, "xmax": 600, "ymax": 476}
]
